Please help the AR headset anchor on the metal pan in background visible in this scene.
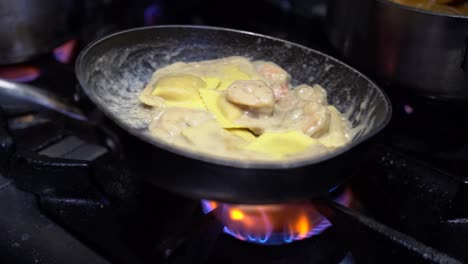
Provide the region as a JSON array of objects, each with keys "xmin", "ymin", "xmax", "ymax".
[
  {"xmin": 327, "ymin": 0, "xmax": 468, "ymax": 100},
  {"xmin": 76, "ymin": 25, "xmax": 391, "ymax": 204},
  {"xmin": 0, "ymin": 0, "xmax": 75, "ymax": 65}
]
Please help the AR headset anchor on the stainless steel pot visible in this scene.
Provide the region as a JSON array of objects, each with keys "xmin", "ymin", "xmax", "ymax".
[
  {"xmin": 0, "ymin": 0, "xmax": 76, "ymax": 64},
  {"xmin": 326, "ymin": 0, "xmax": 468, "ymax": 100}
]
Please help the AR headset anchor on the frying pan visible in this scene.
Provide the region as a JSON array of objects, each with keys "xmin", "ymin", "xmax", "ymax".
[{"xmin": 76, "ymin": 25, "xmax": 391, "ymax": 204}]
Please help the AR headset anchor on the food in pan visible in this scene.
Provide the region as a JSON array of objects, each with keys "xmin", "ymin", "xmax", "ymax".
[
  {"xmin": 389, "ymin": 0, "xmax": 468, "ymax": 15},
  {"xmin": 139, "ymin": 57, "xmax": 351, "ymax": 161}
]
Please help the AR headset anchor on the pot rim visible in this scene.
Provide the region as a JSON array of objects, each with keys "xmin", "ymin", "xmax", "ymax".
[{"xmin": 378, "ymin": 0, "xmax": 468, "ymax": 19}]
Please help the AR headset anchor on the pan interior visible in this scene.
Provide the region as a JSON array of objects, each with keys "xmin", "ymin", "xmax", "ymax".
[{"xmin": 76, "ymin": 26, "xmax": 391, "ymax": 169}]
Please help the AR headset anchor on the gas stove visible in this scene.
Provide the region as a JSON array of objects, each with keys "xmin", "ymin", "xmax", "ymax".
[{"xmin": 1, "ymin": 1, "xmax": 468, "ymax": 264}]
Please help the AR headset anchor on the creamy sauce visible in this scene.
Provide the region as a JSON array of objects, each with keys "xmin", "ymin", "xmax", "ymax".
[{"xmin": 139, "ymin": 56, "xmax": 351, "ymax": 161}]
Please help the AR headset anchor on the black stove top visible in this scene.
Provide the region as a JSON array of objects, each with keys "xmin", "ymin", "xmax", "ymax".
[{"xmin": 1, "ymin": 1, "xmax": 468, "ymax": 263}]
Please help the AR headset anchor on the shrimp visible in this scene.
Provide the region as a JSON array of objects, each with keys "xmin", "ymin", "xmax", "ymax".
[
  {"xmin": 282, "ymin": 101, "xmax": 331, "ymax": 137},
  {"xmin": 149, "ymin": 108, "xmax": 213, "ymax": 140},
  {"xmin": 254, "ymin": 61, "xmax": 290, "ymax": 100},
  {"xmin": 294, "ymin": 84, "xmax": 328, "ymax": 104},
  {"xmin": 226, "ymin": 80, "xmax": 275, "ymax": 115}
]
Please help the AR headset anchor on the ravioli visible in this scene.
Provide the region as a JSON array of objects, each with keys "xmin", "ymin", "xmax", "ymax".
[
  {"xmin": 228, "ymin": 128, "xmax": 257, "ymax": 143},
  {"xmin": 151, "ymin": 74, "xmax": 206, "ymax": 109},
  {"xmin": 214, "ymin": 65, "xmax": 252, "ymax": 90},
  {"xmin": 245, "ymin": 131, "xmax": 318, "ymax": 157},
  {"xmin": 199, "ymin": 88, "xmax": 243, "ymax": 128},
  {"xmin": 182, "ymin": 121, "xmax": 248, "ymax": 152}
]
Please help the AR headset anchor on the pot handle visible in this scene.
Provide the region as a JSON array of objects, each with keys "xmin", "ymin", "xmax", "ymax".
[{"xmin": 461, "ymin": 37, "xmax": 468, "ymax": 71}]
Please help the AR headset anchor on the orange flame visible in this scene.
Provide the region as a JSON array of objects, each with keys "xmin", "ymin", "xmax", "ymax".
[
  {"xmin": 296, "ymin": 213, "xmax": 310, "ymax": 239},
  {"xmin": 230, "ymin": 209, "xmax": 245, "ymax": 221}
]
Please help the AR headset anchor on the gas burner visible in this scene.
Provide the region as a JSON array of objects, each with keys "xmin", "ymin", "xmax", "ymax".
[{"xmin": 201, "ymin": 188, "xmax": 353, "ymax": 245}]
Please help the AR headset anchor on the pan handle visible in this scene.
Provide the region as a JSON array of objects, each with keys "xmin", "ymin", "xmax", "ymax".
[
  {"xmin": 0, "ymin": 79, "xmax": 87, "ymax": 121},
  {"xmin": 313, "ymin": 199, "xmax": 463, "ymax": 264}
]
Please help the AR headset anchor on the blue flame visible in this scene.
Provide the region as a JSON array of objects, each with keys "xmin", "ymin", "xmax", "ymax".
[
  {"xmin": 283, "ymin": 231, "xmax": 294, "ymax": 243},
  {"xmin": 220, "ymin": 218, "xmax": 332, "ymax": 245},
  {"xmin": 201, "ymin": 200, "xmax": 214, "ymax": 214}
]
